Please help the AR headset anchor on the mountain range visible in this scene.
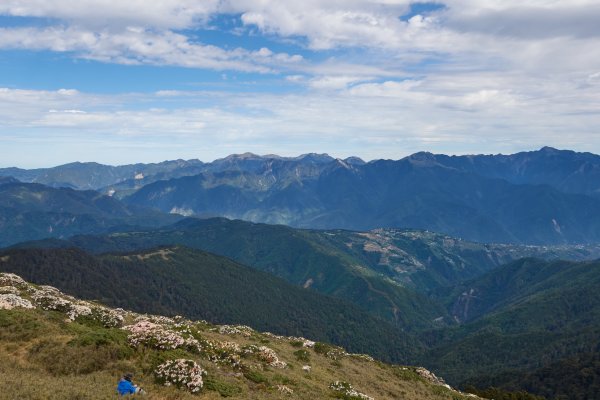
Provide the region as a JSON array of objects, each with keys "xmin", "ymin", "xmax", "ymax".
[
  {"xmin": 0, "ymin": 180, "xmax": 179, "ymax": 247},
  {"xmin": 4, "ymin": 147, "xmax": 600, "ymax": 245}
]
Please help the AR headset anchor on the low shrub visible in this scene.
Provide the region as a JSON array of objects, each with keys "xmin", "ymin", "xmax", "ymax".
[
  {"xmin": 204, "ymin": 376, "xmax": 243, "ymax": 397},
  {"xmin": 294, "ymin": 349, "xmax": 310, "ymax": 362},
  {"xmin": 28, "ymin": 339, "xmax": 126, "ymax": 375},
  {"xmin": 154, "ymin": 359, "xmax": 206, "ymax": 393},
  {"xmin": 0, "ymin": 310, "xmax": 47, "ymax": 341},
  {"xmin": 243, "ymin": 369, "xmax": 269, "ymax": 384}
]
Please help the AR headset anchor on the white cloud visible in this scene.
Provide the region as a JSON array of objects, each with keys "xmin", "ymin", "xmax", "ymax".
[
  {"xmin": 309, "ymin": 76, "xmax": 372, "ymax": 90},
  {"xmin": 349, "ymin": 80, "xmax": 422, "ymax": 97},
  {"xmin": 0, "ymin": 0, "xmax": 220, "ymax": 29},
  {"xmin": 0, "ymin": 26, "xmax": 305, "ymax": 72},
  {"xmin": 1, "ymin": 78, "xmax": 599, "ymax": 166},
  {"xmin": 1, "ymin": 0, "xmax": 599, "ymax": 77}
]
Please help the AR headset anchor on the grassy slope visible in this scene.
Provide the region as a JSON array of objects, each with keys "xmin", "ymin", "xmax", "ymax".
[{"xmin": 0, "ymin": 276, "xmax": 477, "ymax": 400}]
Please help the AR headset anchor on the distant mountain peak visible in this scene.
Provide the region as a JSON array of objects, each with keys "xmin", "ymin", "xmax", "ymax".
[
  {"xmin": 220, "ymin": 152, "xmax": 262, "ymax": 161},
  {"xmin": 539, "ymin": 146, "xmax": 560, "ymax": 153},
  {"xmin": 261, "ymin": 154, "xmax": 286, "ymax": 160},
  {"xmin": 343, "ymin": 156, "xmax": 366, "ymax": 165},
  {"xmin": 407, "ymin": 151, "xmax": 440, "ymax": 166},
  {"xmin": 296, "ymin": 153, "xmax": 334, "ymax": 163}
]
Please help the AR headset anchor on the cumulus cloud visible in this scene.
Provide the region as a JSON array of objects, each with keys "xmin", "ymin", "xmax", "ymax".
[
  {"xmin": 1, "ymin": 0, "xmax": 599, "ymax": 75},
  {"xmin": 0, "ymin": 0, "xmax": 220, "ymax": 29},
  {"xmin": 0, "ymin": 26, "xmax": 304, "ymax": 72}
]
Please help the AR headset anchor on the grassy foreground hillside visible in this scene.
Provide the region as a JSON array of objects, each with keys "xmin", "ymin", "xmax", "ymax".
[{"xmin": 0, "ymin": 272, "xmax": 477, "ymax": 400}]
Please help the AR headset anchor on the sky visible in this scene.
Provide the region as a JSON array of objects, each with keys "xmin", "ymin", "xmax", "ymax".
[{"xmin": 1, "ymin": 1, "xmax": 600, "ymax": 167}]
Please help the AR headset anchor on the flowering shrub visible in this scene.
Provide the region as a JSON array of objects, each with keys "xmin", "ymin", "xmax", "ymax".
[
  {"xmin": 0, "ymin": 293, "xmax": 35, "ymax": 310},
  {"xmin": 123, "ymin": 320, "xmax": 200, "ymax": 351},
  {"xmin": 329, "ymin": 381, "xmax": 374, "ymax": 400},
  {"xmin": 93, "ymin": 307, "xmax": 125, "ymax": 328},
  {"xmin": 31, "ymin": 289, "xmax": 72, "ymax": 312},
  {"xmin": 243, "ymin": 345, "xmax": 287, "ymax": 368},
  {"xmin": 137, "ymin": 315, "xmax": 176, "ymax": 325},
  {"xmin": 66, "ymin": 304, "xmax": 92, "ymax": 321},
  {"xmin": 0, "ymin": 273, "xmax": 28, "ymax": 289},
  {"xmin": 314, "ymin": 342, "xmax": 347, "ymax": 360},
  {"xmin": 276, "ymin": 385, "xmax": 294, "ymax": 394},
  {"xmin": 207, "ymin": 340, "xmax": 242, "ymax": 368},
  {"xmin": 154, "ymin": 359, "xmax": 206, "ymax": 393},
  {"xmin": 263, "ymin": 332, "xmax": 285, "ymax": 340},
  {"xmin": 287, "ymin": 336, "xmax": 316, "ymax": 348},
  {"xmin": 0, "ymin": 286, "xmax": 20, "ymax": 295},
  {"xmin": 264, "ymin": 333, "xmax": 316, "ymax": 349},
  {"xmin": 217, "ymin": 325, "xmax": 254, "ymax": 337},
  {"xmin": 415, "ymin": 367, "xmax": 451, "ymax": 389}
]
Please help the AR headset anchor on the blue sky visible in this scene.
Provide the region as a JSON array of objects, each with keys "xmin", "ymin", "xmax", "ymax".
[{"xmin": 1, "ymin": 1, "xmax": 599, "ymax": 167}]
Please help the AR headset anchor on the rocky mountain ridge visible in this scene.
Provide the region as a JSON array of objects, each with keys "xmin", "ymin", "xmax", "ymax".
[{"xmin": 5, "ymin": 147, "xmax": 600, "ymax": 245}]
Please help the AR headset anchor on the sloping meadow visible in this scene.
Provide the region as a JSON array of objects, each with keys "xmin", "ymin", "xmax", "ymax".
[{"xmin": 0, "ymin": 272, "xmax": 477, "ymax": 400}]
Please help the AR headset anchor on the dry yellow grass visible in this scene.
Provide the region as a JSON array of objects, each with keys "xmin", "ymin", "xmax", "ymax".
[{"xmin": 0, "ymin": 327, "xmax": 477, "ymax": 400}]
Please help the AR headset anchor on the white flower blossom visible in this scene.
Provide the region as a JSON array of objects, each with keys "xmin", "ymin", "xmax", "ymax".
[
  {"xmin": 154, "ymin": 359, "xmax": 206, "ymax": 393},
  {"xmin": 0, "ymin": 273, "xmax": 28, "ymax": 289},
  {"xmin": 276, "ymin": 385, "xmax": 294, "ymax": 394},
  {"xmin": 0, "ymin": 293, "xmax": 35, "ymax": 310},
  {"xmin": 243, "ymin": 345, "xmax": 287, "ymax": 368},
  {"xmin": 0, "ymin": 286, "xmax": 20, "ymax": 295},
  {"xmin": 329, "ymin": 381, "xmax": 374, "ymax": 400},
  {"xmin": 217, "ymin": 325, "xmax": 254, "ymax": 337}
]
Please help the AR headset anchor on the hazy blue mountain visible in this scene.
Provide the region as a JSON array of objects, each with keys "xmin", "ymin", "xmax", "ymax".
[
  {"xmin": 3, "ymin": 146, "xmax": 598, "ymax": 195},
  {"xmin": 0, "ymin": 176, "xmax": 19, "ymax": 185},
  {"xmin": 0, "ymin": 159, "xmax": 204, "ymax": 191},
  {"xmin": 0, "ymin": 182, "xmax": 179, "ymax": 247},
  {"xmin": 415, "ymin": 146, "xmax": 600, "ymax": 196},
  {"xmin": 124, "ymin": 155, "xmax": 600, "ymax": 245},
  {"xmin": 5, "ymin": 147, "xmax": 600, "ymax": 245},
  {"xmin": 0, "ymin": 153, "xmax": 338, "ymax": 193}
]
